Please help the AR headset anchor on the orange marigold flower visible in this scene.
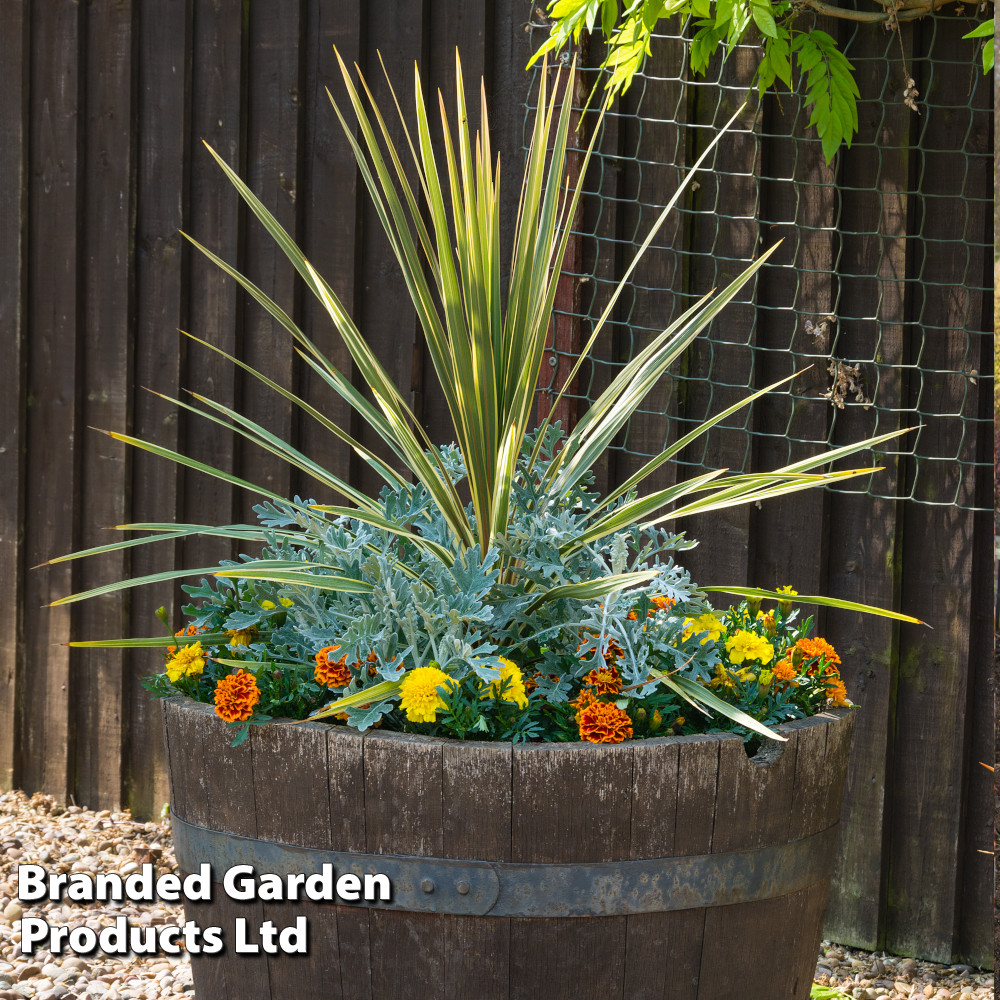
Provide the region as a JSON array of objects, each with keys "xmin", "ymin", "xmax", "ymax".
[
  {"xmin": 578, "ymin": 700, "xmax": 633, "ymax": 744},
  {"xmin": 314, "ymin": 645, "xmax": 352, "ymax": 688},
  {"xmin": 628, "ymin": 594, "xmax": 676, "ymax": 621},
  {"xmin": 826, "ymin": 677, "xmax": 849, "ymax": 706},
  {"xmin": 795, "ymin": 637, "xmax": 841, "ymax": 673},
  {"xmin": 526, "ymin": 672, "xmax": 562, "ymax": 696},
  {"xmin": 571, "ymin": 688, "xmax": 597, "ymax": 723},
  {"xmin": 772, "ymin": 658, "xmax": 797, "ymax": 681},
  {"xmin": 167, "ymin": 623, "xmax": 205, "ymax": 656},
  {"xmin": 214, "ymin": 669, "xmax": 260, "ymax": 723},
  {"xmin": 582, "ymin": 664, "xmax": 622, "ymax": 696},
  {"xmin": 576, "ymin": 634, "xmax": 624, "ymax": 666}
]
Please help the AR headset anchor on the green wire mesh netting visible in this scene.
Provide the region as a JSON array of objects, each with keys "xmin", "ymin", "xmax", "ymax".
[{"xmin": 525, "ymin": 8, "xmax": 993, "ymax": 510}]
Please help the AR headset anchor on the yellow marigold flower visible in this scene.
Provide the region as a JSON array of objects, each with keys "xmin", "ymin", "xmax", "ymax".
[
  {"xmin": 166, "ymin": 641, "xmax": 206, "ymax": 683},
  {"xmin": 758, "ymin": 668, "xmax": 774, "ymax": 687},
  {"xmin": 578, "ymin": 700, "xmax": 633, "ymax": 744},
  {"xmin": 214, "ymin": 669, "xmax": 260, "ymax": 723},
  {"xmin": 398, "ymin": 666, "xmax": 456, "ymax": 723},
  {"xmin": 682, "ymin": 613, "xmax": 724, "ymax": 645},
  {"xmin": 227, "ymin": 627, "xmax": 257, "ymax": 648},
  {"xmin": 279, "ymin": 597, "xmax": 293, "ymax": 607},
  {"xmin": 479, "ymin": 657, "xmax": 528, "ymax": 709},
  {"xmin": 260, "ymin": 600, "xmax": 276, "ymax": 610},
  {"xmin": 708, "ymin": 664, "xmax": 736, "ymax": 691},
  {"xmin": 758, "ymin": 611, "xmax": 776, "ymax": 637},
  {"xmin": 725, "ymin": 630, "xmax": 774, "ymax": 665},
  {"xmin": 776, "ymin": 584, "xmax": 798, "ymax": 615}
]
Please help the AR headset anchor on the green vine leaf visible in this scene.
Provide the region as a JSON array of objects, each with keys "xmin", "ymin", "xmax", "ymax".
[
  {"xmin": 531, "ymin": 0, "xmax": 985, "ymax": 157},
  {"xmin": 792, "ymin": 29, "xmax": 860, "ymax": 162},
  {"xmin": 962, "ymin": 17, "xmax": 995, "ymax": 73}
]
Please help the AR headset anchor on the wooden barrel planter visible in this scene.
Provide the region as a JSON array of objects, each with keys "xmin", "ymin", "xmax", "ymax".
[{"xmin": 162, "ymin": 696, "xmax": 853, "ymax": 1000}]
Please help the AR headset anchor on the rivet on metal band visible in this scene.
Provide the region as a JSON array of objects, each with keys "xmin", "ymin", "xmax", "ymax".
[{"xmin": 170, "ymin": 813, "xmax": 839, "ymax": 918}]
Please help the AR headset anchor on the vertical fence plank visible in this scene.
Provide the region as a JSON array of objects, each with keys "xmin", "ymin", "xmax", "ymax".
[
  {"xmin": 181, "ymin": 0, "xmax": 245, "ymax": 567},
  {"xmin": 821, "ymin": 21, "xmax": 912, "ymax": 949},
  {"xmin": 578, "ymin": 50, "xmax": 622, "ymax": 503},
  {"xmin": 239, "ymin": 0, "xmax": 302, "ymax": 508},
  {"xmin": 354, "ymin": 0, "xmax": 424, "ymax": 499},
  {"xmin": 957, "ymin": 462, "xmax": 994, "ymax": 965},
  {"xmin": 22, "ymin": 0, "xmax": 83, "ymax": 802},
  {"xmin": 612, "ymin": 49, "xmax": 687, "ymax": 508},
  {"xmin": 955, "ymin": 280, "xmax": 995, "ymax": 966},
  {"xmin": 678, "ymin": 47, "xmax": 760, "ymax": 590},
  {"xmin": 293, "ymin": 0, "xmax": 362, "ymax": 501},
  {"xmin": 0, "ymin": 0, "xmax": 29, "ymax": 792},
  {"xmin": 73, "ymin": 0, "xmax": 136, "ymax": 811},
  {"xmin": 537, "ymin": 56, "xmax": 585, "ymax": 435},
  {"xmin": 126, "ymin": 0, "xmax": 191, "ymax": 818},
  {"xmin": 420, "ymin": 1, "xmax": 490, "ymax": 449},
  {"xmin": 751, "ymin": 80, "xmax": 835, "ymax": 605},
  {"xmin": 884, "ymin": 17, "xmax": 988, "ymax": 960},
  {"xmin": 488, "ymin": 0, "xmax": 533, "ymax": 291}
]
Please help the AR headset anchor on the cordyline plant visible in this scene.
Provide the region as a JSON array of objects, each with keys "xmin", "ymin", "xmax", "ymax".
[{"xmin": 52, "ymin": 53, "xmax": 919, "ymax": 746}]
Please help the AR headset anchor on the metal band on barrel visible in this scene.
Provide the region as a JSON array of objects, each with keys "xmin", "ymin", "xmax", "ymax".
[{"xmin": 170, "ymin": 812, "xmax": 838, "ymax": 918}]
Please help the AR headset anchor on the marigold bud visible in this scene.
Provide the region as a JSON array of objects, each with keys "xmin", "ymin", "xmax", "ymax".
[
  {"xmin": 272, "ymin": 669, "xmax": 282, "ymax": 681},
  {"xmin": 649, "ymin": 709, "xmax": 663, "ymax": 733},
  {"xmin": 635, "ymin": 707, "xmax": 647, "ymax": 724},
  {"xmin": 745, "ymin": 597, "xmax": 762, "ymax": 617}
]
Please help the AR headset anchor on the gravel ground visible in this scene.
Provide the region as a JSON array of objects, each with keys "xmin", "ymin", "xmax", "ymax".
[{"xmin": 1, "ymin": 789, "xmax": 994, "ymax": 999}]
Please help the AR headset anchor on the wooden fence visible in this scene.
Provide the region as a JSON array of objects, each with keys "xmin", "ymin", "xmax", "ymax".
[{"xmin": 0, "ymin": 0, "xmax": 992, "ymax": 969}]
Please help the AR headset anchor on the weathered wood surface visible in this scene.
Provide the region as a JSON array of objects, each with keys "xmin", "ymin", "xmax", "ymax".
[
  {"xmin": 879, "ymin": 16, "xmax": 990, "ymax": 963},
  {"xmin": 751, "ymin": 72, "xmax": 835, "ymax": 610},
  {"xmin": 510, "ymin": 741, "xmax": 632, "ymax": 999},
  {"xmin": 74, "ymin": 0, "xmax": 135, "ymax": 812},
  {"xmin": 821, "ymin": 18, "xmax": 912, "ymax": 950},
  {"xmin": 21, "ymin": 0, "xmax": 82, "ymax": 804},
  {"xmin": 678, "ymin": 47, "xmax": 760, "ymax": 591},
  {"xmin": 2, "ymin": 0, "xmax": 992, "ymax": 969},
  {"xmin": 162, "ymin": 698, "xmax": 852, "ymax": 999},
  {"xmin": 125, "ymin": 0, "xmax": 190, "ymax": 817},
  {"xmin": 0, "ymin": 0, "xmax": 28, "ymax": 793}
]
